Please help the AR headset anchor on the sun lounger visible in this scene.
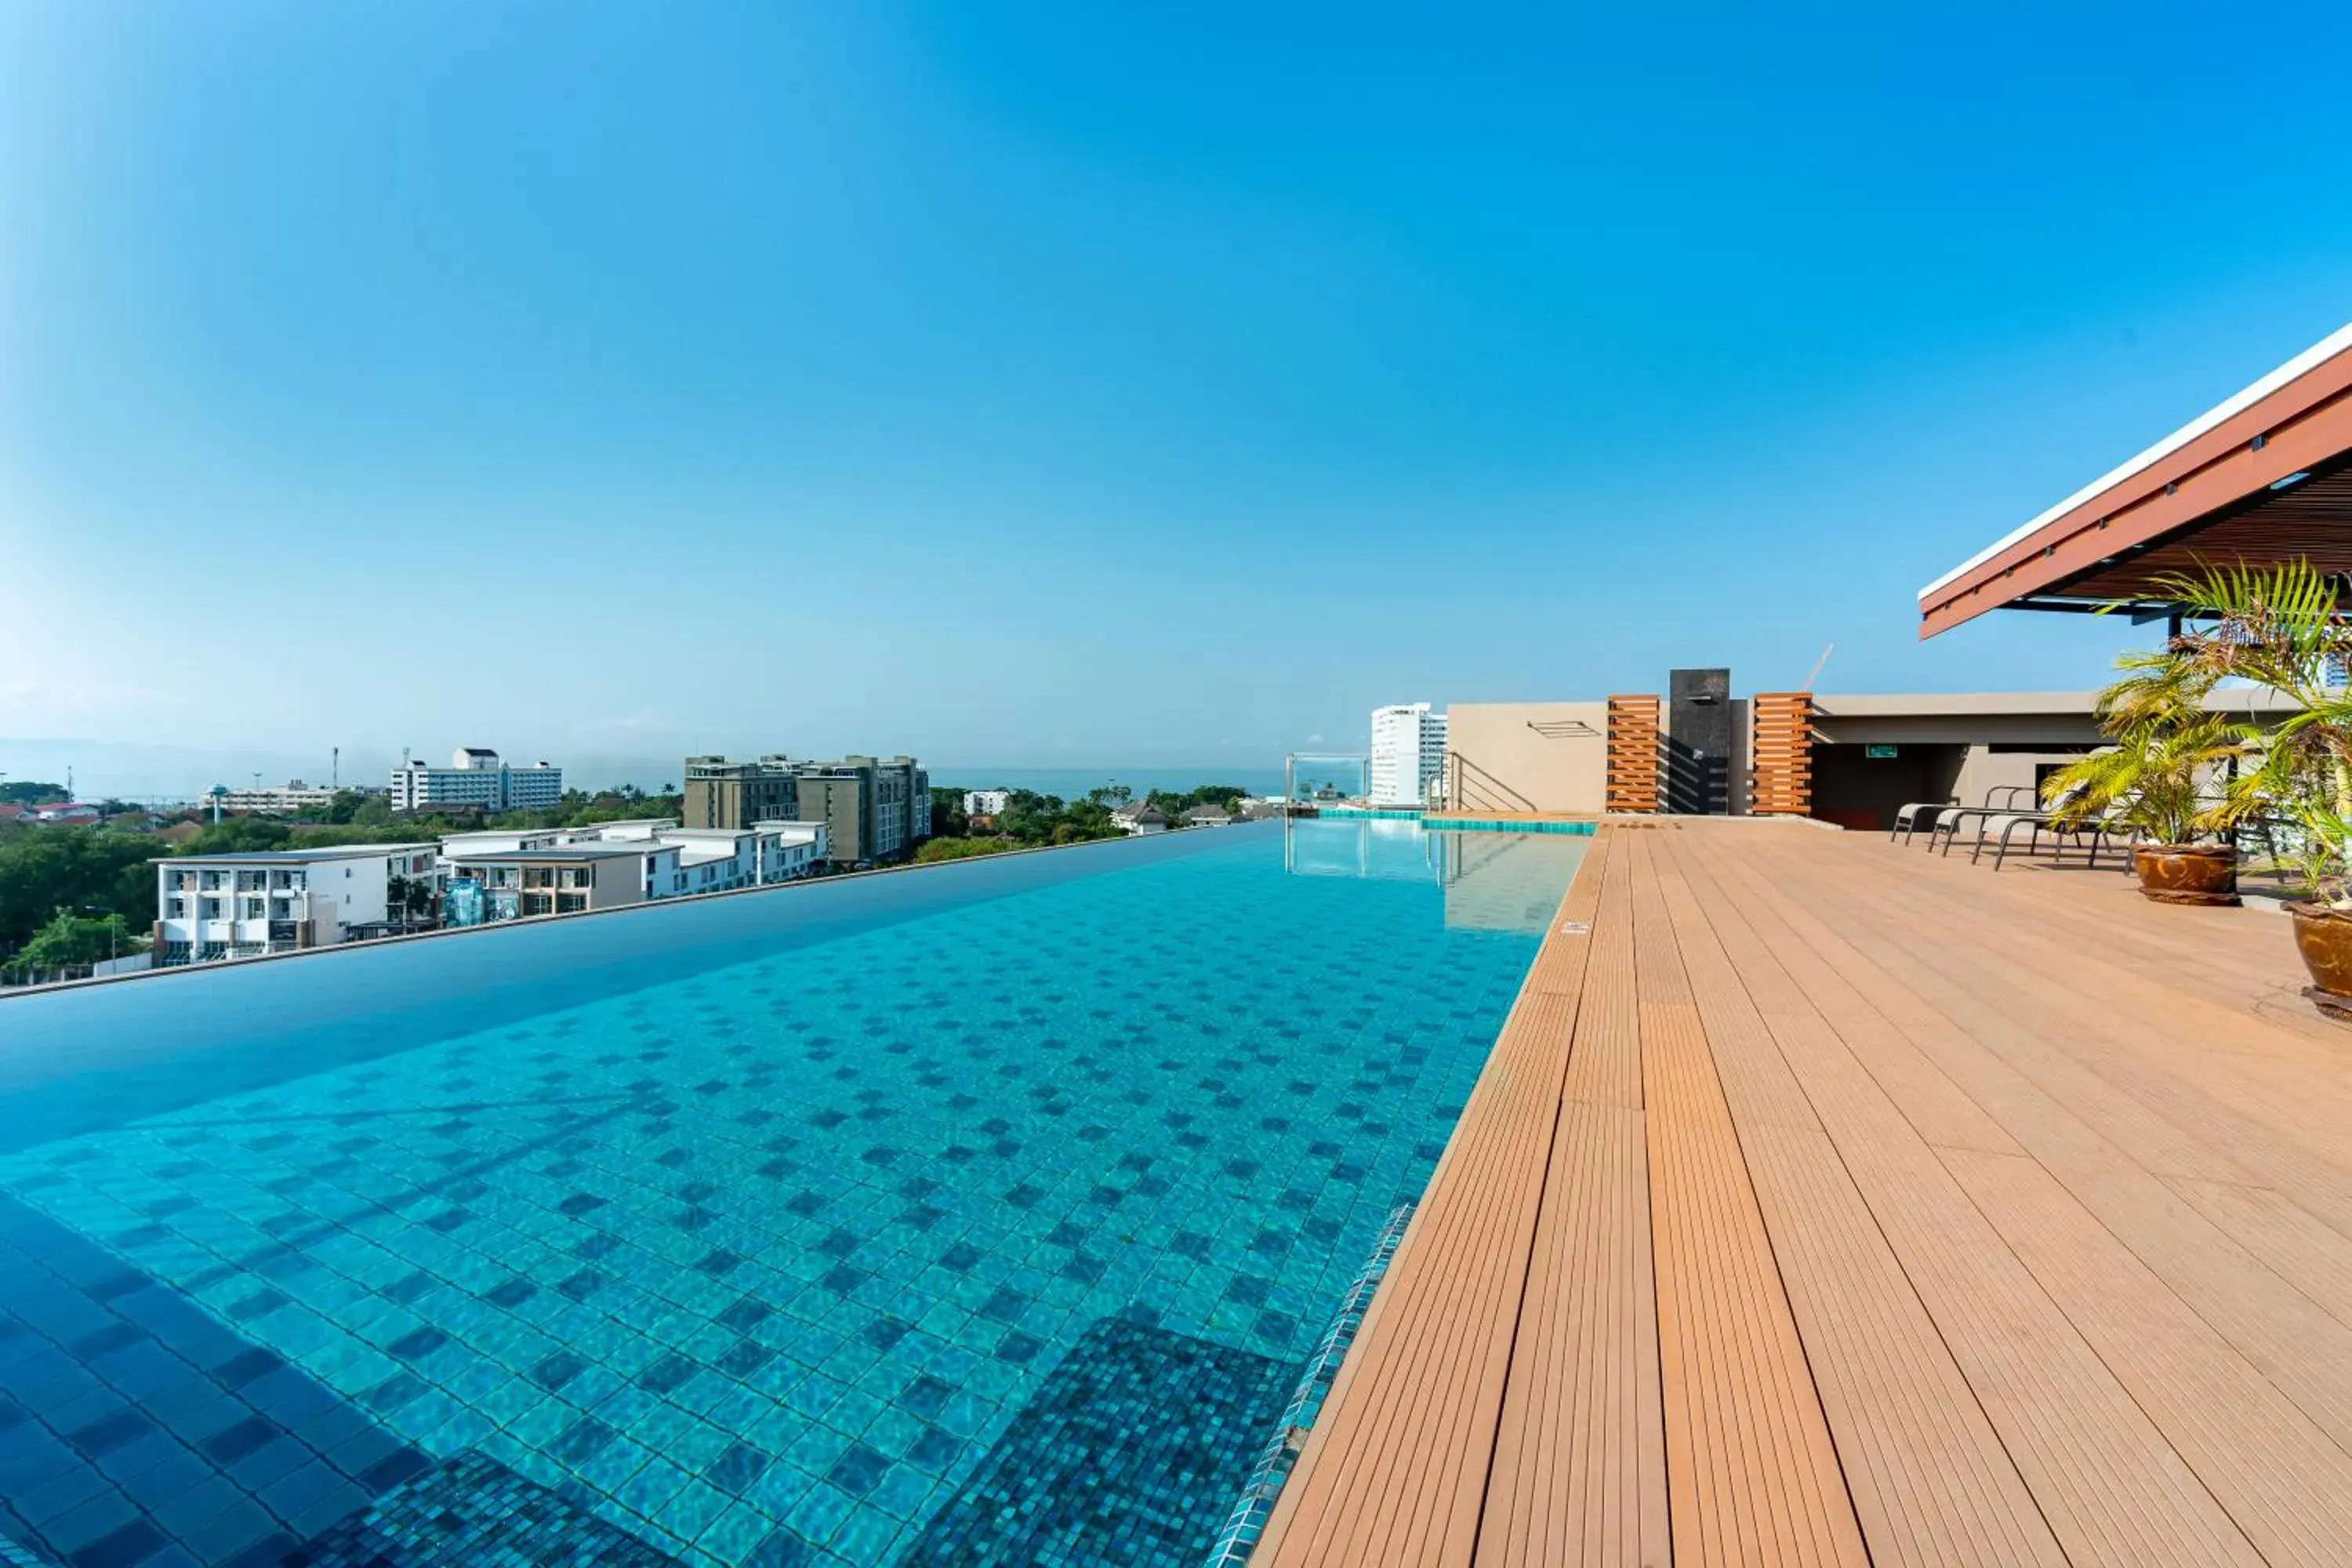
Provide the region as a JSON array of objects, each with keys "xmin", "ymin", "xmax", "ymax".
[
  {"xmin": 1984, "ymin": 809, "xmax": 2120, "ymax": 869},
  {"xmin": 1896, "ymin": 785, "xmax": 2033, "ymax": 846}
]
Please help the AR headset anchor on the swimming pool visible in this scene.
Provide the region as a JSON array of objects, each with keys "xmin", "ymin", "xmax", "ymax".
[{"xmin": 0, "ymin": 820, "xmax": 1583, "ymax": 1567}]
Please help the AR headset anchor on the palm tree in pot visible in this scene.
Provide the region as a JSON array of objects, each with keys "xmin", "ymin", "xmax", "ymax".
[
  {"xmin": 2042, "ymin": 644, "xmax": 2256, "ymax": 904},
  {"xmin": 2136, "ymin": 561, "xmax": 2352, "ymax": 1014}
]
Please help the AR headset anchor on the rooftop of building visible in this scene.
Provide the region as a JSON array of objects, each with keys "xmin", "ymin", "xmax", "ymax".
[
  {"xmin": 442, "ymin": 844, "xmax": 661, "ymax": 863},
  {"xmin": 154, "ymin": 844, "xmax": 438, "ymax": 866}
]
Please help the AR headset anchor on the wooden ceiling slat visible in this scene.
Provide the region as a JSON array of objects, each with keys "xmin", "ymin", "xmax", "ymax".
[{"xmin": 2021, "ymin": 466, "xmax": 2352, "ymax": 604}]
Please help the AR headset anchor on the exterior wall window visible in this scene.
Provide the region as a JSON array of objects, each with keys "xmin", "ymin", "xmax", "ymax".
[
  {"xmin": 521, "ymin": 893, "xmax": 554, "ymax": 916},
  {"xmin": 166, "ymin": 897, "xmax": 187, "ymax": 918},
  {"xmin": 554, "ymin": 893, "xmax": 586, "ymax": 913},
  {"xmin": 240, "ymin": 898, "xmax": 265, "ymax": 919},
  {"xmin": 200, "ymin": 898, "xmax": 222, "ymax": 918},
  {"xmin": 524, "ymin": 867, "xmax": 555, "ymax": 890}
]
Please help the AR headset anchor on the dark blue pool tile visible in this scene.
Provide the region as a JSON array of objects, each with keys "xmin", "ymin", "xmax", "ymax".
[
  {"xmin": 716, "ymin": 1298, "xmax": 771, "ymax": 1334},
  {"xmin": 64, "ymin": 1409, "xmax": 151, "ymax": 1461},
  {"xmin": 825, "ymin": 1442, "xmax": 890, "ymax": 1498},
  {"xmin": 636, "ymin": 1352, "xmax": 698, "ymax": 1395},
  {"xmin": 704, "ymin": 1442, "xmax": 771, "ymax": 1495},
  {"xmin": 554, "ymin": 1269, "xmax": 608, "ymax": 1302},
  {"xmin": 815, "ymin": 1264, "xmax": 867, "ymax": 1297},
  {"xmin": 64, "ymin": 1517, "xmax": 167, "ymax": 1568},
  {"xmin": 895, "ymin": 1375, "xmax": 950, "ymax": 1424},
  {"xmin": 550, "ymin": 1417, "xmax": 618, "ymax": 1465},
  {"xmin": 482, "ymin": 1277, "xmax": 535, "ymax": 1309},
  {"xmin": 529, "ymin": 1350, "xmax": 587, "ymax": 1392},
  {"xmin": 716, "ymin": 1340, "xmax": 773, "ymax": 1380},
  {"xmin": 194, "ymin": 1417, "xmax": 274, "ymax": 1468}
]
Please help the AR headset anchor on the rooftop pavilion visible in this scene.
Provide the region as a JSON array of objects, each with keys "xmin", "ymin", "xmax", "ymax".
[{"xmin": 1919, "ymin": 321, "xmax": 2352, "ymax": 637}]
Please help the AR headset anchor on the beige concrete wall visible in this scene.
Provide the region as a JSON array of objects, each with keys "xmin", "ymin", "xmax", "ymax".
[{"xmin": 1443, "ymin": 702, "xmax": 1609, "ymax": 814}]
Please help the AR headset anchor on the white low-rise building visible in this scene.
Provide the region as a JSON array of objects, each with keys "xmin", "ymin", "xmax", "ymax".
[
  {"xmin": 438, "ymin": 818, "xmax": 828, "ymax": 924},
  {"xmin": 154, "ymin": 844, "xmax": 440, "ymax": 964},
  {"xmin": 220, "ymin": 780, "xmax": 347, "ymax": 815},
  {"xmin": 441, "ymin": 841, "xmax": 682, "ymax": 924},
  {"xmin": 597, "ymin": 820, "xmax": 828, "ymax": 891},
  {"xmin": 1110, "ymin": 800, "xmax": 1169, "ymax": 835},
  {"xmin": 963, "ymin": 789, "xmax": 1012, "ymax": 818}
]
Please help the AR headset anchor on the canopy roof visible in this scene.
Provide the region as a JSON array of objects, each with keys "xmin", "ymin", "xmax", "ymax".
[{"xmin": 1919, "ymin": 322, "xmax": 2352, "ymax": 637}]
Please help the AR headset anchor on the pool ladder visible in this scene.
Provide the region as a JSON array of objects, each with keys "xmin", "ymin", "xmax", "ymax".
[{"xmin": 1202, "ymin": 1201, "xmax": 1417, "ymax": 1567}]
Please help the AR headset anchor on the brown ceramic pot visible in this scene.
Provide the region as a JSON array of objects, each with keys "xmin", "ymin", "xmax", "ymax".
[
  {"xmin": 2129, "ymin": 843, "xmax": 2240, "ymax": 906},
  {"xmin": 2288, "ymin": 902, "xmax": 2352, "ymax": 1022}
]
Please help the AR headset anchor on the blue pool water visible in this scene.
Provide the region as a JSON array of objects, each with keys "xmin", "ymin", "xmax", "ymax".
[{"xmin": 0, "ymin": 820, "xmax": 1583, "ymax": 1568}]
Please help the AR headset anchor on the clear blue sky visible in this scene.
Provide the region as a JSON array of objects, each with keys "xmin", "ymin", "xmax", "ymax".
[{"xmin": 5, "ymin": 2, "xmax": 2351, "ymax": 789}]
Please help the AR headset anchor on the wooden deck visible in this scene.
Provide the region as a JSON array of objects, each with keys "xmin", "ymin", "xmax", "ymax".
[{"xmin": 1256, "ymin": 819, "xmax": 2352, "ymax": 1567}]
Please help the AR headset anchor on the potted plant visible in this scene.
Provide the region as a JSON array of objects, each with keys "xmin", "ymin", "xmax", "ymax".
[
  {"xmin": 2126, "ymin": 562, "xmax": 2352, "ymax": 1014},
  {"xmin": 2042, "ymin": 641, "xmax": 2254, "ymax": 906}
]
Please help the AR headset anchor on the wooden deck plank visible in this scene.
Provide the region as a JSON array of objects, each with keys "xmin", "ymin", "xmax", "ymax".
[
  {"xmin": 1944, "ymin": 1145, "xmax": 2352, "ymax": 1567},
  {"xmin": 1255, "ymin": 829, "xmax": 1615, "ymax": 1567},
  {"xmin": 1626, "ymin": 834, "xmax": 1866, "ymax": 1567},
  {"xmin": 1258, "ymin": 817, "xmax": 2352, "ymax": 1568},
  {"xmin": 1648, "ymin": 833, "xmax": 2067, "ymax": 1567},
  {"xmin": 1477, "ymin": 829, "xmax": 1668, "ymax": 1566},
  {"xmin": 1669, "ymin": 835, "xmax": 2265, "ymax": 1566},
  {"xmin": 1738, "ymin": 840, "xmax": 2352, "ymax": 1445}
]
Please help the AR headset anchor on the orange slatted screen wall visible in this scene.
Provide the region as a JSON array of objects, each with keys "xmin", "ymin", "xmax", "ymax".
[
  {"xmin": 1750, "ymin": 691, "xmax": 1815, "ymax": 816},
  {"xmin": 1605, "ymin": 694, "xmax": 1661, "ymax": 814}
]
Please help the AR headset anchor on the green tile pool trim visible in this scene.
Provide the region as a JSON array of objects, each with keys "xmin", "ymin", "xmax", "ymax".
[
  {"xmin": 1421, "ymin": 818, "xmax": 1598, "ymax": 836},
  {"xmin": 1308, "ymin": 809, "xmax": 1425, "ymax": 822}
]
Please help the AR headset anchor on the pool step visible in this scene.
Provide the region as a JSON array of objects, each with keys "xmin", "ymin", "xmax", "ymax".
[{"xmin": 1202, "ymin": 1201, "xmax": 1417, "ymax": 1568}]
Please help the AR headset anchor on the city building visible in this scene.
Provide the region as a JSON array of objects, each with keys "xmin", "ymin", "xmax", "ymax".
[
  {"xmin": 441, "ymin": 841, "xmax": 682, "ymax": 924},
  {"xmin": 1370, "ymin": 702, "xmax": 1449, "ymax": 807},
  {"xmin": 684, "ymin": 756, "xmax": 800, "ymax": 831},
  {"xmin": 390, "ymin": 748, "xmax": 563, "ymax": 812},
  {"xmin": 154, "ymin": 844, "xmax": 439, "ymax": 964},
  {"xmin": 437, "ymin": 818, "xmax": 829, "ymax": 925},
  {"xmin": 219, "ymin": 780, "xmax": 350, "ymax": 815},
  {"xmin": 593, "ymin": 819, "xmax": 829, "ymax": 891},
  {"xmin": 963, "ymin": 788, "xmax": 1012, "ymax": 818},
  {"xmin": 1110, "ymin": 800, "xmax": 1168, "ymax": 835},
  {"xmin": 684, "ymin": 753, "xmax": 929, "ymax": 867}
]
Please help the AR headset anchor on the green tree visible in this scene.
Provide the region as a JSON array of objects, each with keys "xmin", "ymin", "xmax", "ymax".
[
  {"xmin": 0, "ymin": 782, "xmax": 67, "ymax": 805},
  {"xmin": 0, "ymin": 826, "xmax": 161, "ymax": 953},
  {"xmin": 11, "ymin": 909, "xmax": 137, "ymax": 971},
  {"xmin": 180, "ymin": 818, "xmax": 293, "ymax": 855},
  {"xmin": 916, "ymin": 835, "xmax": 1015, "ymax": 863},
  {"xmin": 930, "ymin": 787, "xmax": 970, "ymax": 837}
]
